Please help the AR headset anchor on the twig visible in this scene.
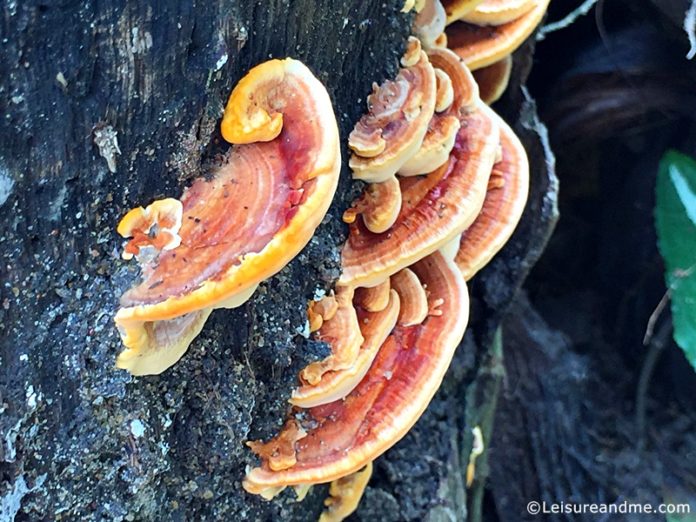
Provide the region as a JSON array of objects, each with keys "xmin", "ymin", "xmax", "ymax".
[
  {"xmin": 537, "ymin": 0, "xmax": 600, "ymax": 41},
  {"xmin": 643, "ymin": 290, "xmax": 670, "ymax": 346},
  {"xmin": 635, "ymin": 319, "xmax": 673, "ymax": 452}
]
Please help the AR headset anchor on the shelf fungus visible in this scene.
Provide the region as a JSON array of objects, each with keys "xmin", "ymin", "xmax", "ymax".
[
  {"xmin": 446, "ymin": 0, "xmax": 550, "ymax": 70},
  {"xmin": 340, "ymin": 100, "xmax": 500, "ymax": 289},
  {"xmin": 342, "ymin": 177, "xmax": 402, "ymax": 234},
  {"xmin": 460, "ymin": 0, "xmax": 537, "ymax": 26},
  {"xmin": 114, "ymin": 58, "xmax": 340, "ymax": 376},
  {"xmin": 244, "ymin": 252, "xmax": 469, "ymax": 497},
  {"xmin": 291, "ymin": 289, "xmax": 400, "ymax": 408},
  {"xmin": 348, "ymin": 37, "xmax": 437, "ymax": 183},
  {"xmin": 300, "ymin": 288, "xmax": 364, "ymax": 386},
  {"xmin": 117, "ymin": 198, "xmax": 183, "ymax": 262},
  {"xmin": 455, "ymin": 110, "xmax": 529, "ymax": 279},
  {"xmin": 390, "ymin": 268, "xmax": 429, "ymax": 326},
  {"xmin": 414, "ymin": 0, "xmax": 447, "ymax": 49},
  {"xmin": 441, "ymin": 0, "xmax": 486, "ymax": 24},
  {"xmin": 354, "ymin": 279, "xmax": 392, "ymax": 313},
  {"xmin": 472, "ymin": 55, "xmax": 512, "ymax": 105},
  {"xmin": 319, "ymin": 462, "xmax": 373, "ymax": 522}
]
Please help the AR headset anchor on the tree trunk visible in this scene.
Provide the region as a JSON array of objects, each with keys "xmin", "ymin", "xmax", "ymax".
[{"xmin": 0, "ymin": 1, "xmax": 554, "ymax": 520}]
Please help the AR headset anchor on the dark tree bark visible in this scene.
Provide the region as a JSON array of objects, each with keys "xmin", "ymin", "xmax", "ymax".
[{"xmin": 0, "ymin": 1, "xmax": 554, "ymax": 520}]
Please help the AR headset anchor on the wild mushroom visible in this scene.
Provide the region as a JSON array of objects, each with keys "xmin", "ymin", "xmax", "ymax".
[
  {"xmin": 349, "ymin": 37, "xmax": 437, "ymax": 183},
  {"xmin": 117, "ymin": 198, "xmax": 183, "ymax": 262},
  {"xmin": 446, "ymin": 0, "xmax": 551, "ymax": 70},
  {"xmin": 244, "ymin": 251, "xmax": 469, "ymax": 496},
  {"xmin": 399, "ymin": 67, "xmax": 461, "ymax": 177},
  {"xmin": 340, "ymin": 99, "xmax": 500, "ymax": 289},
  {"xmin": 472, "ymin": 55, "xmax": 512, "ymax": 104},
  {"xmin": 354, "ymin": 279, "xmax": 392, "ymax": 312},
  {"xmin": 290, "ymin": 289, "xmax": 400, "ymax": 408},
  {"xmin": 114, "ymin": 58, "xmax": 341, "ymax": 376},
  {"xmin": 461, "ymin": 0, "xmax": 536, "ymax": 26},
  {"xmin": 300, "ymin": 287, "xmax": 364, "ymax": 386},
  {"xmin": 319, "ymin": 462, "xmax": 373, "ymax": 522},
  {"xmin": 441, "ymin": 0, "xmax": 486, "ymax": 24},
  {"xmin": 389, "ymin": 268, "xmax": 428, "ymax": 325},
  {"xmin": 414, "ymin": 0, "xmax": 447, "ymax": 49},
  {"xmin": 342, "ymin": 177, "xmax": 402, "ymax": 234},
  {"xmin": 455, "ymin": 109, "xmax": 529, "ymax": 279}
]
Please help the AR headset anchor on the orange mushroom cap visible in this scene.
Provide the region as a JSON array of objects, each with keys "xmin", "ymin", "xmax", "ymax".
[
  {"xmin": 441, "ymin": 0, "xmax": 486, "ymax": 24},
  {"xmin": 348, "ymin": 37, "xmax": 437, "ymax": 183},
  {"xmin": 114, "ymin": 58, "xmax": 340, "ymax": 376},
  {"xmin": 117, "ymin": 198, "xmax": 183, "ymax": 262},
  {"xmin": 290, "ymin": 289, "xmax": 400, "ymax": 408},
  {"xmin": 414, "ymin": 0, "xmax": 447, "ymax": 49},
  {"xmin": 300, "ymin": 287, "xmax": 364, "ymax": 386},
  {"xmin": 354, "ymin": 279, "xmax": 392, "ymax": 312},
  {"xmin": 244, "ymin": 251, "xmax": 469, "ymax": 495},
  {"xmin": 339, "ymin": 100, "xmax": 500, "ymax": 289},
  {"xmin": 319, "ymin": 462, "xmax": 373, "ymax": 522},
  {"xmin": 342, "ymin": 177, "xmax": 402, "ymax": 234},
  {"xmin": 247, "ymin": 419, "xmax": 308, "ymax": 472},
  {"xmin": 461, "ymin": 0, "xmax": 536, "ymax": 26},
  {"xmin": 390, "ymin": 268, "xmax": 429, "ymax": 326},
  {"xmin": 455, "ymin": 110, "xmax": 529, "ymax": 279},
  {"xmin": 472, "ymin": 55, "xmax": 513, "ymax": 105},
  {"xmin": 446, "ymin": 0, "xmax": 550, "ymax": 70}
]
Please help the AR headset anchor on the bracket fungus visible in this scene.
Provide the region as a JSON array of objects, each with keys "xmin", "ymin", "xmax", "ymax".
[
  {"xmin": 354, "ymin": 279, "xmax": 392, "ymax": 312},
  {"xmin": 342, "ymin": 177, "xmax": 402, "ymax": 234},
  {"xmin": 455, "ymin": 110, "xmax": 529, "ymax": 279},
  {"xmin": 291, "ymin": 289, "xmax": 400, "ymax": 408},
  {"xmin": 472, "ymin": 55, "xmax": 513, "ymax": 105},
  {"xmin": 300, "ymin": 287, "xmax": 364, "ymax": 386},
  {"xmin": 446, "ymin": 0, "xmax": 551, "ymax": 70},
  {"xmin": 114, "ymin": 58, "xmax": 340, "ymax": 375},
  {"xmin": 441, "ymin": 0, "xmax": 486, "ymax": 24},
  {"xmin": 460, "ymin": 0, "xmax": 537, "ymax": 26},
  {"xmin": 348, "ymin": 37, "xmax": 437, "ymax": 183},
  {"xmin": 117, "ymin": 198, "xmax": 183, "ymax": 262},
  {"xmin": 414, "ymin": 0, "xmax": 447, "ymax": 49},
  {"xmin": 244, "ymin": 252, "xmax": 469, "ymax": 496},
  {"xmin": 390, "ymin": 268, "xmax": 429, "ymax": 326},
  {"xmin": 319, "ymin": 462, "xmax": 373, "ymax": 522},
  {"xmin": 340, "ymin": 100, "xmax": 500, "ymax": 289}
]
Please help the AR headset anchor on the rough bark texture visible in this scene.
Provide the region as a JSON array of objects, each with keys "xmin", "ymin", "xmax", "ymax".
[{"xmin": 0, "ymin": 1, "xmax": 554, "ymax": 521}]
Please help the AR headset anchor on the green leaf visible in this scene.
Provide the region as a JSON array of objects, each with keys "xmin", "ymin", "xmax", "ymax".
[{"xmin": 656, "ymin": 150, "xmax": 696, "ymax": 370}]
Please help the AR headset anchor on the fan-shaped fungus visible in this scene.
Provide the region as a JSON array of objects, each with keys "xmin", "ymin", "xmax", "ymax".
[
  {"xmin": 441, "ymin": 0, "xmax": 486, "ymax": 24},
  {"xmin": 342, "ymin": 177, "xmax": 402, "ymax": 234},
  {"xmin": 414, "ymin": 0, "xmax": 447, "ymax": 49},
  {"xmin": 455, "ymin": 110, "xmax": 529, "ymax": 279},
  {"xmin": 354, "ymin": 279, "xmax": 392, "ymax": 312},
  {"xmin": 118, "ymin": 198, "xmax": 183, "ymax": 262},
  {"xmin": 290, "ymin": 289, "xmax": 400, "ymax": 408},
  {"xmin": 114, "ymin": 58, "xmax": 340, "ymax": 375},
  {"xmin": 461, "ymin": 0, "xmax": 536, "ymax": 26},
  {"xmin": 390, "ymin": 268, "xmax": 429, "ymax": 326},
  {"xmin": 319, "ymin": 463, "xmax": 373, "ymax": 522},
  {"xmin": 446, "ymin": 0, "xmax": 550, "ymax": 70},
  {"xmin": 300, "ymin": 288, "xmax": 364, "ymax": 386},
  {"xmin": 349, "ymin": 38, "xmax": 437, "ymax": 183},
  {"xmin": 244, "ymin": 252, "xmax": 469, "ymax": 496},
  {"xmin": 340, "ymin": 100, "xmax": 499, "ymax": 289},
  {"xmin": 472, "ymin": 55, "xmax": 513, "ymax": 105}
]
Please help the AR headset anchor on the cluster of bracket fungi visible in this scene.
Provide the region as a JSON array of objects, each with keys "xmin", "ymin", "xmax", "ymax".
[{"xmin": 113, "ymin": 0, "xmax": 548, "ymax": 519}]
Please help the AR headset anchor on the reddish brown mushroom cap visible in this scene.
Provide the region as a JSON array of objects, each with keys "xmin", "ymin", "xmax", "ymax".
[
  {"xmin": 117, "ymin": 198, "xmax": 183, "ymax": 261},
  {"xmin": 114, "ymin": 58, "xmax": 340, "ymax": 376},
  {"xmin": 244, "ymin": 251, "xmax": 469, "ymax": 494},
  {"xmin": 446, "ymin": 0, "xmax": 550, "ymax": 70},
  {"xmin": 348, "ymin": 38, "xmax": 437, "ymax": 183},
  {"xmin": 455, "ymin": 110, "xmax": 529, "ymax": 279},
  {"xmin": 339, "ymin": 100, "xmax": 500, "ymax": 289},
  {"xmin": 472, "ymin": 55, "xmax": 512, "ymax": 105},
  {"xmin": 354, "ymin": 279, "xmax": 392, "ymax": 312},
  {"xmin": 290, "ymin": 289, "xmax": 400, "ymax": 408},
  {"xmin": 461, "ymin": 0, "xmax": 536, "ymax": 26}
]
